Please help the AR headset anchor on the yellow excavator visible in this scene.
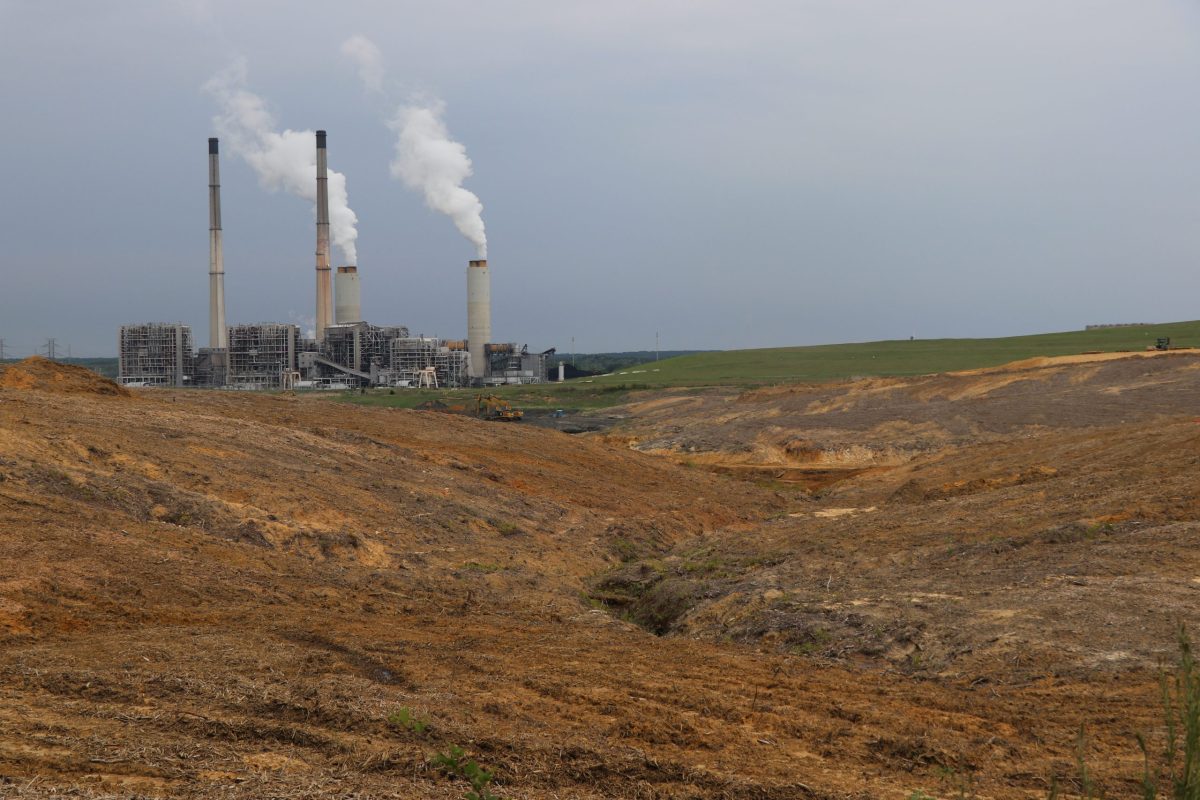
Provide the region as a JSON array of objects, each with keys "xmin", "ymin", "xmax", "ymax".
[
  {"xmin": 417, "ymin": 394, "xmax": 523, "ymax": 422},
  {"xmin": 474, "ymin": 394, "xmax": 523, "ymax": 422}
]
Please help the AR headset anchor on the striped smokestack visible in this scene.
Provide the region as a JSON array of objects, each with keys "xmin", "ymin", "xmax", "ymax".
[
  {"xmin": 467, "ymin": 259, "xmax": 490, "ymax": 378},
  {"xmin": 208, "ymin": 138, "xmax": 227, "ymax": 349},
  {"xmin": 314, "ymin": 130, "xmax": 333, "ymax": 340}
]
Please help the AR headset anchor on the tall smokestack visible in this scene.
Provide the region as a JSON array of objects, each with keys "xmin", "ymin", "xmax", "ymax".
[
  {"xmin": 467, "ymin": 259, "xmax": 490, "ymax": 378},
  {"xmin": 208, "ymin": 138, "xmax": 227, "ymax": 349},
  {"xmin": 335, "ymin": 266, "xmax": 361, "ymax": 323},
  {"xmin": 315, "ymin": 130, "xmax": 333, "ymax": 340}
]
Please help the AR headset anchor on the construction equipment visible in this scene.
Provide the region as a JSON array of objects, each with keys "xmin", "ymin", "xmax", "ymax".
[
  {"xmin": 1156, "ymin": 337, "xmax": 1171, "ymax": 351},
  {"xmin": 474, "ymin": 394, "xmax": 523, "ymax": 421},
  {"xmin": 416, "ymin": 394, "xmax": 523, "ymax": 422}
]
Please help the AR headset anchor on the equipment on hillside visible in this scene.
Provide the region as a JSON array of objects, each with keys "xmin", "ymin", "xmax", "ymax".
[
  {"xmin": 474, "ymin": 394, "xmax": 523, "ymax": 422},
  {"xmin": 416, "ymin": 394, "xmax": 523, "ymax": 422},
  {"xmin": 1156, "ymin": 337, "xmax": 1171, "ymax": 351}
]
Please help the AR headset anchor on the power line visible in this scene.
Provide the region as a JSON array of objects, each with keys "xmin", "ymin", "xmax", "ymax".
[{"xmin": 44, "ymin": 338, "xmax": 57, "ymax": 360}]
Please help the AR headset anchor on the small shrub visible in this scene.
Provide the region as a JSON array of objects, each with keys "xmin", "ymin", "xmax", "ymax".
[
  {"xmin": 495, "ymin": 521, "xmax": 521, "ymax": 536},
  {"xmin": 612, "ymin": 537, "xmax": 639, "ymax": 562}
]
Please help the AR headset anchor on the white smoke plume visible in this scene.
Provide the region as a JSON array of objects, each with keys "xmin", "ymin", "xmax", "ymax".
[
  {"xmin": 388, "ymin": 100, "xmax": 487, "ymax": 258},
  {"xmin": 340, "ymin": 35, "xmax": 385, "ymax": 94},
  {"xmin": 202, "ymin": 59, "xmax": 359, "ymax": 264},
  {"xmin": 288, "ymin": 310, "xmax": 316, "ymax": 340}
]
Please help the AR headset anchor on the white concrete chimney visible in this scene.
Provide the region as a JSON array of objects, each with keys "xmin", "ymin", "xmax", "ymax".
[
  {"xmin": 467, "ymin": 259, "xmax": 491, "ymax": 378},
  {"xmin": 335, "ymin": 266, "xmax": 361, "ymax": 323}
]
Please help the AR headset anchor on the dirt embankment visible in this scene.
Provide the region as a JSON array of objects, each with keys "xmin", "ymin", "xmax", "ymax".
[
  {"xmin": 585, "ymin": 354, "xmax": 1200, "ymax": 680},
  {"xmin": 593, "ymin": 417, "xmax": 1200, "ymax": 678},
  {"xmin": 599, "ymin": 351, "xmax": 1200, "ymax": 481},
  {"xmin": 0, "ymin": 356, "xmax": 1195, "ymax": 798},
  {"xmin": 0, "ymin": 356, "xmax": 132, "ymax": 396}
]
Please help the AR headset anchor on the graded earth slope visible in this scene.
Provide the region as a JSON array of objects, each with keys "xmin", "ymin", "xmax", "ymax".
[
  {"xmin": 0, "ymin": 356, "xmax": 1194, "ymax": 798},
  {"xmin": 590, "ymin": 354, "xmax": 1200, "ymax": 680}
]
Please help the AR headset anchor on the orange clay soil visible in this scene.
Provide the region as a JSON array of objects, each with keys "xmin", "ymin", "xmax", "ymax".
[{"xmin": 0, "ymin": 356, "xmax": 1195, "ymax": 798}]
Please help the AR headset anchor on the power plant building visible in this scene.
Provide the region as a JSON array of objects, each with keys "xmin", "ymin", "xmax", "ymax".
[
  {"xmin": 118, "ymin": 323, "xmax": 194, "ymax": 387},
  {"xmin": 118, "ymin": 131, "xmax": 549, "ymax": 390},
  {"xmin": 227, "ymin": 324, "xmax": 299, "ymax": 390}
]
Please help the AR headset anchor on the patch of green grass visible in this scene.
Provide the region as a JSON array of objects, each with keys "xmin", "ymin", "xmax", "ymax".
[
  {"xmin": 337, "ymin": 381, "xmax": 655, "ymax": 412},
  {"xmin": 578, "ymin": 320, "xmax": 1200, "ymax": 388},
  {"xmin": 681, "ymin": 557, "xmax": 726, "ymax": 574}
]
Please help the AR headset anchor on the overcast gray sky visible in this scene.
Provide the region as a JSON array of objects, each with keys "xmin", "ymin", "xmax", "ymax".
[{"xmin": 2, "ymin": 0, "xmax": 1198, "ymax": 356}]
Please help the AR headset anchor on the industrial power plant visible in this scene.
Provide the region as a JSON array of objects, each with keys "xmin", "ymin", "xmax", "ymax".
[{"xmin": 118, "ymin": 133, "xmax": 552, "ymax": 390}]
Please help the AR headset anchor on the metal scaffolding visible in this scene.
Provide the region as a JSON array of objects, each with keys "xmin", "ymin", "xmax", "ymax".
[
  {"xmin": 433, "ymin": 349, "xmax": 471, "ymax": 388},
  {"xmin": 390, "ymin": 337, "xmax": 470, "ymax": 388},
  {"xmin": 322, "ymin": 323, "xmax": 409, "ymax": 383},
  {"xmin": 227, "ymin": 324, "xmax": 298, "ymax": 390},
  {"xmin": 118, "ymin": 323, "xmax": 193, "ymax": 387}
]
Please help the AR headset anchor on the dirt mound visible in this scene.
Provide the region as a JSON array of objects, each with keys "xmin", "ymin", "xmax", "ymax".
[{"xmin": 0, "ymin": 357, "xmax": 130, "ymax": 397}]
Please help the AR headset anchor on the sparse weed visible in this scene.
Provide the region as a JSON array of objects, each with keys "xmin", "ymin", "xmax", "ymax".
[
  {"xmin": 434, "ymin": 744, "xmax": 502, "ymax": 800},
  {"xmin": 790, "ymin": 628, "xmax": 832, "ymax": 657},
  {"xmin": 387, "ymin": 706, "xmax": 429, "ymax": 735},
  {"xmin": 1054, "ymin": 627, "xmax": 1200, "ymax": 799},
  {"xmin": 612, "ymin": 537, "xmax": 640, "ymax": 562},
  {"xmin": 937, "ymin": 765, "xmax": 977, "ymax": 800},
  {"xmin": 682, "ymin": 557, "xmax": 724, "ymax": 574}
]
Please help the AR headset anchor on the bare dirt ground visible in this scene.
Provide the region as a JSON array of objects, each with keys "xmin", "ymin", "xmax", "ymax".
[{"xmin": 1, "ymin": 354, "xmax": 1198, "ymax": 798}]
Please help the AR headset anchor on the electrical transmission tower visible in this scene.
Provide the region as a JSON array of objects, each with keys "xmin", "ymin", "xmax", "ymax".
[
  {"xmin": 0, "ymin": 339, "xmax": 6, "ymax": 360},
  {"xmin": 45, "ymin": 338, "xmax": 57, "ymax": 360}
]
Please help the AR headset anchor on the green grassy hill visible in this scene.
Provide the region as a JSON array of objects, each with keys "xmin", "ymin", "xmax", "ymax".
[{"xmin": 580, "ymin": 321, "xmax": 1200, "ymax": 387}]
